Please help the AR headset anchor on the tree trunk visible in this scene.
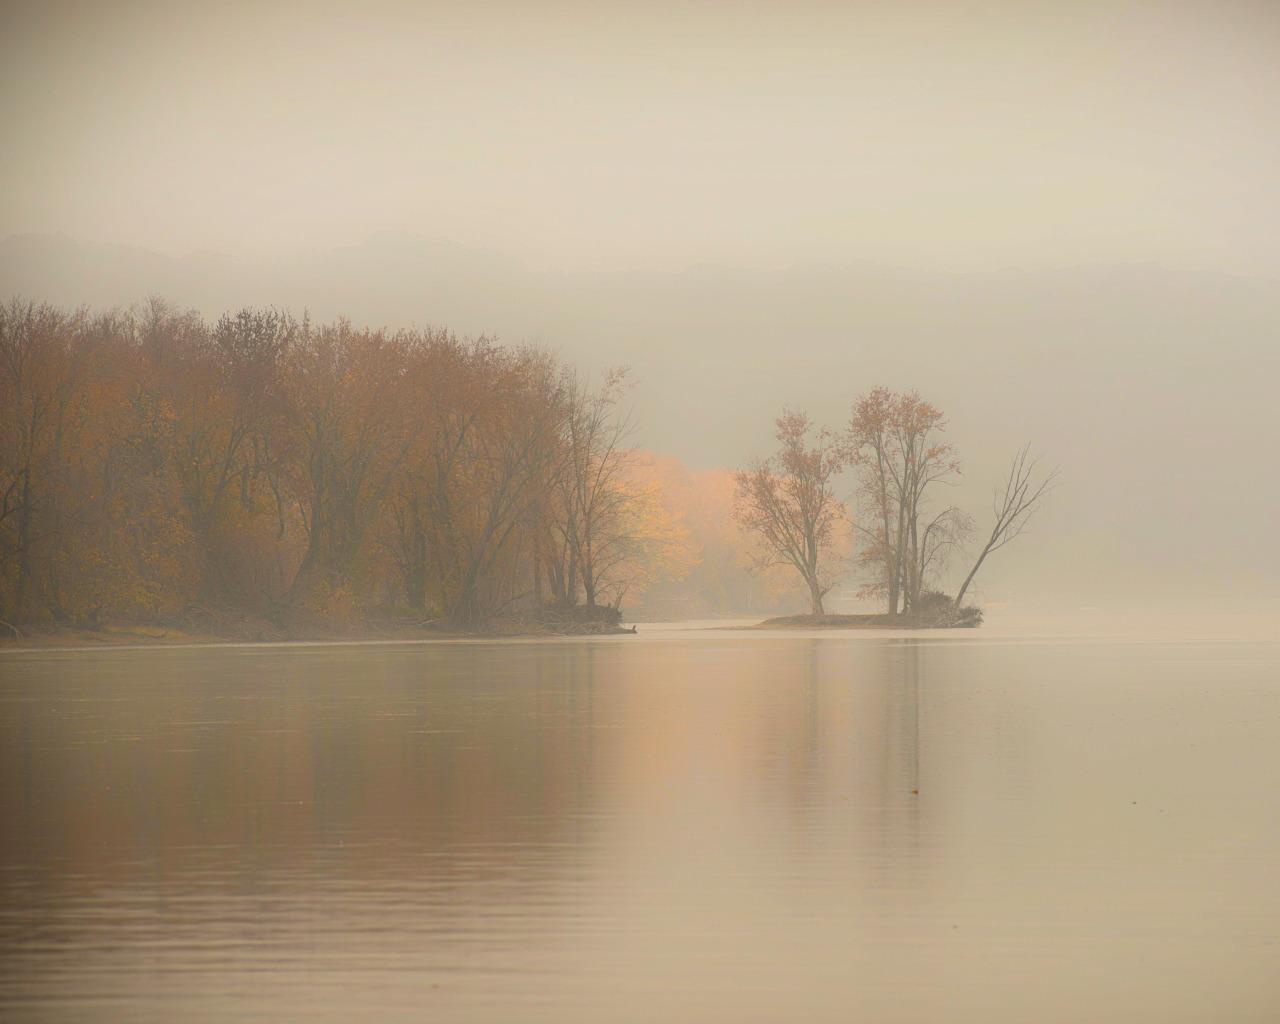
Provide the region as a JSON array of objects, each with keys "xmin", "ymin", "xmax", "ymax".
[
  {"xmin": 548, "ymin": 552, "xmax": 567, "ymax": 604},
  {"xmin": 807, "ymin": 577, "xmax": 825, "ymax": 617},
  {"xmin": 907, "ymin": 513, "xmax": 920, "ymax": 610},
  {"xmin": 566, "ymin": 542, "xmax": 579, "ymax": 606},
  {"xmin": 953, "ymin": 549, "xmax": 989, "ymax": 610},
  {"xmin": 14, "ymin": 471, "xmax": 32, "ymax": 621},
  {"xmin": 406, "ymin": 520, "xmax": 427, "ymax": 610},
  {"xmin": 532, "ymin": 536, "xmax": 543, "ymax": 607}
]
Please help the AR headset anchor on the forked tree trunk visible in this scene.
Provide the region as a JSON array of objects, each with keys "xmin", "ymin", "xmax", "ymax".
[{"xmin": 807, "ymin": 578, "xmax": 825, "ymax": 617}]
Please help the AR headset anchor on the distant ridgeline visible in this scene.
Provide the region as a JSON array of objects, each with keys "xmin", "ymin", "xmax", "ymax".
[{"xmin": 0, "ymin": 297, "xmax": 803, "ymax": 638}]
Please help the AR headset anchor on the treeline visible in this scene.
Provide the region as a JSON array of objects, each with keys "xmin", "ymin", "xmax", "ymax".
[
  {"xmin": 1, "ymin": 296, "xmax": 790, "ymax": 632},
  {"xmin": 1, "ymin": 295, "xmax": 1052, "ymax": 634}
]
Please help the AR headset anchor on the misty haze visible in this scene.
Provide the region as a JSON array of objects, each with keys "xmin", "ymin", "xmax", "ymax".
[{"xmin": 2, "ymin": 1, "xmax": 1279, "ymax": 1022}]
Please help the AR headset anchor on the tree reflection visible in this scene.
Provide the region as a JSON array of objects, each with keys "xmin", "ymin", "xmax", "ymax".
[{"xmin": 0, "ymin": 645, "xmax": 607, "ymax": 888}]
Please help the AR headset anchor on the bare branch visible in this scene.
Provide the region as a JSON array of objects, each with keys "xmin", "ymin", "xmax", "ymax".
[{"xmin": 953, "ymin": 445, "xmax": 1058, "ymax": 609}]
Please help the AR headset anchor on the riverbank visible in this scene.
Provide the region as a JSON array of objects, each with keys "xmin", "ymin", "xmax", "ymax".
[{"xmin": 0, "ymin": 614, "xmax": 637, "ymax": 648}]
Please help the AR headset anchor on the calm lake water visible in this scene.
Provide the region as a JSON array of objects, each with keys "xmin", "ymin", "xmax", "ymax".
[{"xmin": 2, "ymin": 619, "xmax": 1279, "ymax": 1022}]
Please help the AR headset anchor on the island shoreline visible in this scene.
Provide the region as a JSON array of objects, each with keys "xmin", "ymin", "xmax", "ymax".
[{"xmin": 744, "ymin": 612, "xmax": 982, "ymax": 630}]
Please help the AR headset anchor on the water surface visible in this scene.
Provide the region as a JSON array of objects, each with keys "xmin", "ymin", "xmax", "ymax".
[{"xmin": 2, "ymin": 626, "xmax": 1279, "ymax": 1022}]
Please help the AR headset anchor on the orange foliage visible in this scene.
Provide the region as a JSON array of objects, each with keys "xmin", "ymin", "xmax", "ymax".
[
  {"xmin": 0, "ymin": 296, "xmax": 842, "ymax": 629},
  {"xmin": 624, "ymin": 452, "xmax": 813, "ymax": 619}
]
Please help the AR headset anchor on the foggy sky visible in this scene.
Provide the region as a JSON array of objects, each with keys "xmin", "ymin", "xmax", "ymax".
[
  {"xmin": 5, "ymin": 231, "xmax": 1279, "ymax": 610},
  {"xmin": 4, "ymin": 0, "xmax": 1280, "ymax": 276},
  {"xmin": 4, "ymin": 0, "xmax": 1280, "ymax": 610}
]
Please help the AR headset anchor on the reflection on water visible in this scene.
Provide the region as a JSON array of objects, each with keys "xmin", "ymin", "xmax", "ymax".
[{"xmin": 2, "ymin": 636, "xmax": 1279, "ymax": 1022}]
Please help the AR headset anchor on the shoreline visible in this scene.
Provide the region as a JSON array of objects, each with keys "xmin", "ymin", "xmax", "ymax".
[
  {"xmin": 746, "ymin": 612, "xmax": 981, "ymax": 630},
  {"xmin": 0, "ymin": 618, "xmax": 640, "ymax": 650}
]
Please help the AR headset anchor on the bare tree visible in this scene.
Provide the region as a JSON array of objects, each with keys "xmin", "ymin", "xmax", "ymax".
[
  {"xmin": 558, "ymin": 367, "xmax": 637, "ymax": 610},
  {"xmin": 953, "ymin": 445, "xmax": 1057, "ymax": 609},
  {"xmin": 915, "ymin": 505, "xmax": 973, "ymax": 597},
  {"xmin": 733, "ymin": 410, "xmax": 846, "ymax": 616}
]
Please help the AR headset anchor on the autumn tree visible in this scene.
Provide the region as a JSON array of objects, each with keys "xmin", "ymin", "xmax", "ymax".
[
  {"xmin": 283, "ymin": 319, "xmax": 410, "ymax": 603},
  {"xmin": 579, "ymin": 449, "xmax": 694, "ymax": 611},
  {"xmin": 733, "ymin": 410, "xmax": 846, "ymax": 616},
  {"xmin": 594, "ymin": 454, "xmax": 804, "ymax": 620},
  {"xmin": 125, "ymin": 295, "xmax": 203, "ymax": 479},
  {"xmin": 845, "ymin": 387, "xmax": 968, "ymax": 615},
  {"xmin": 440, "ymin": 346, "xmax": 565, "ymax": 626},
  {"xmin": 0, "ymin": 301, "xmax": 114, "ymax": 622},
  {"xmin": 87, "ymin": 303, "xmax": 201, "ymax": 619},
  {"xmin": 177, "ymin": 307, "xmax": 291, "ymax": 539},
  {"xmin": 382, "ymin": 328, "xmax": 486, "ymax": 612}
]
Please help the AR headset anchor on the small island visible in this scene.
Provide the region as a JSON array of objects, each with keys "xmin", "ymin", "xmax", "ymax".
[{"xmin": 753, "ymin": 608, "xmax": 983, "ymax": 631}]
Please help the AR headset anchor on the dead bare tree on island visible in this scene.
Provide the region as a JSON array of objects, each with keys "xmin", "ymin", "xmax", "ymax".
[
  {"xmin": 953, "ymin": 445, "xmax": 1057, "ymax": 610},
  {"xmin": 733, "ymin": 410, "xmax": 846, "ymax": 617}
]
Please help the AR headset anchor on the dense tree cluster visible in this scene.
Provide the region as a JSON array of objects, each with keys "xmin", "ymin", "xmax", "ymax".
[{"xmin": 0, "ymin": 297, "xmax": 709, "ymax": 630}]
